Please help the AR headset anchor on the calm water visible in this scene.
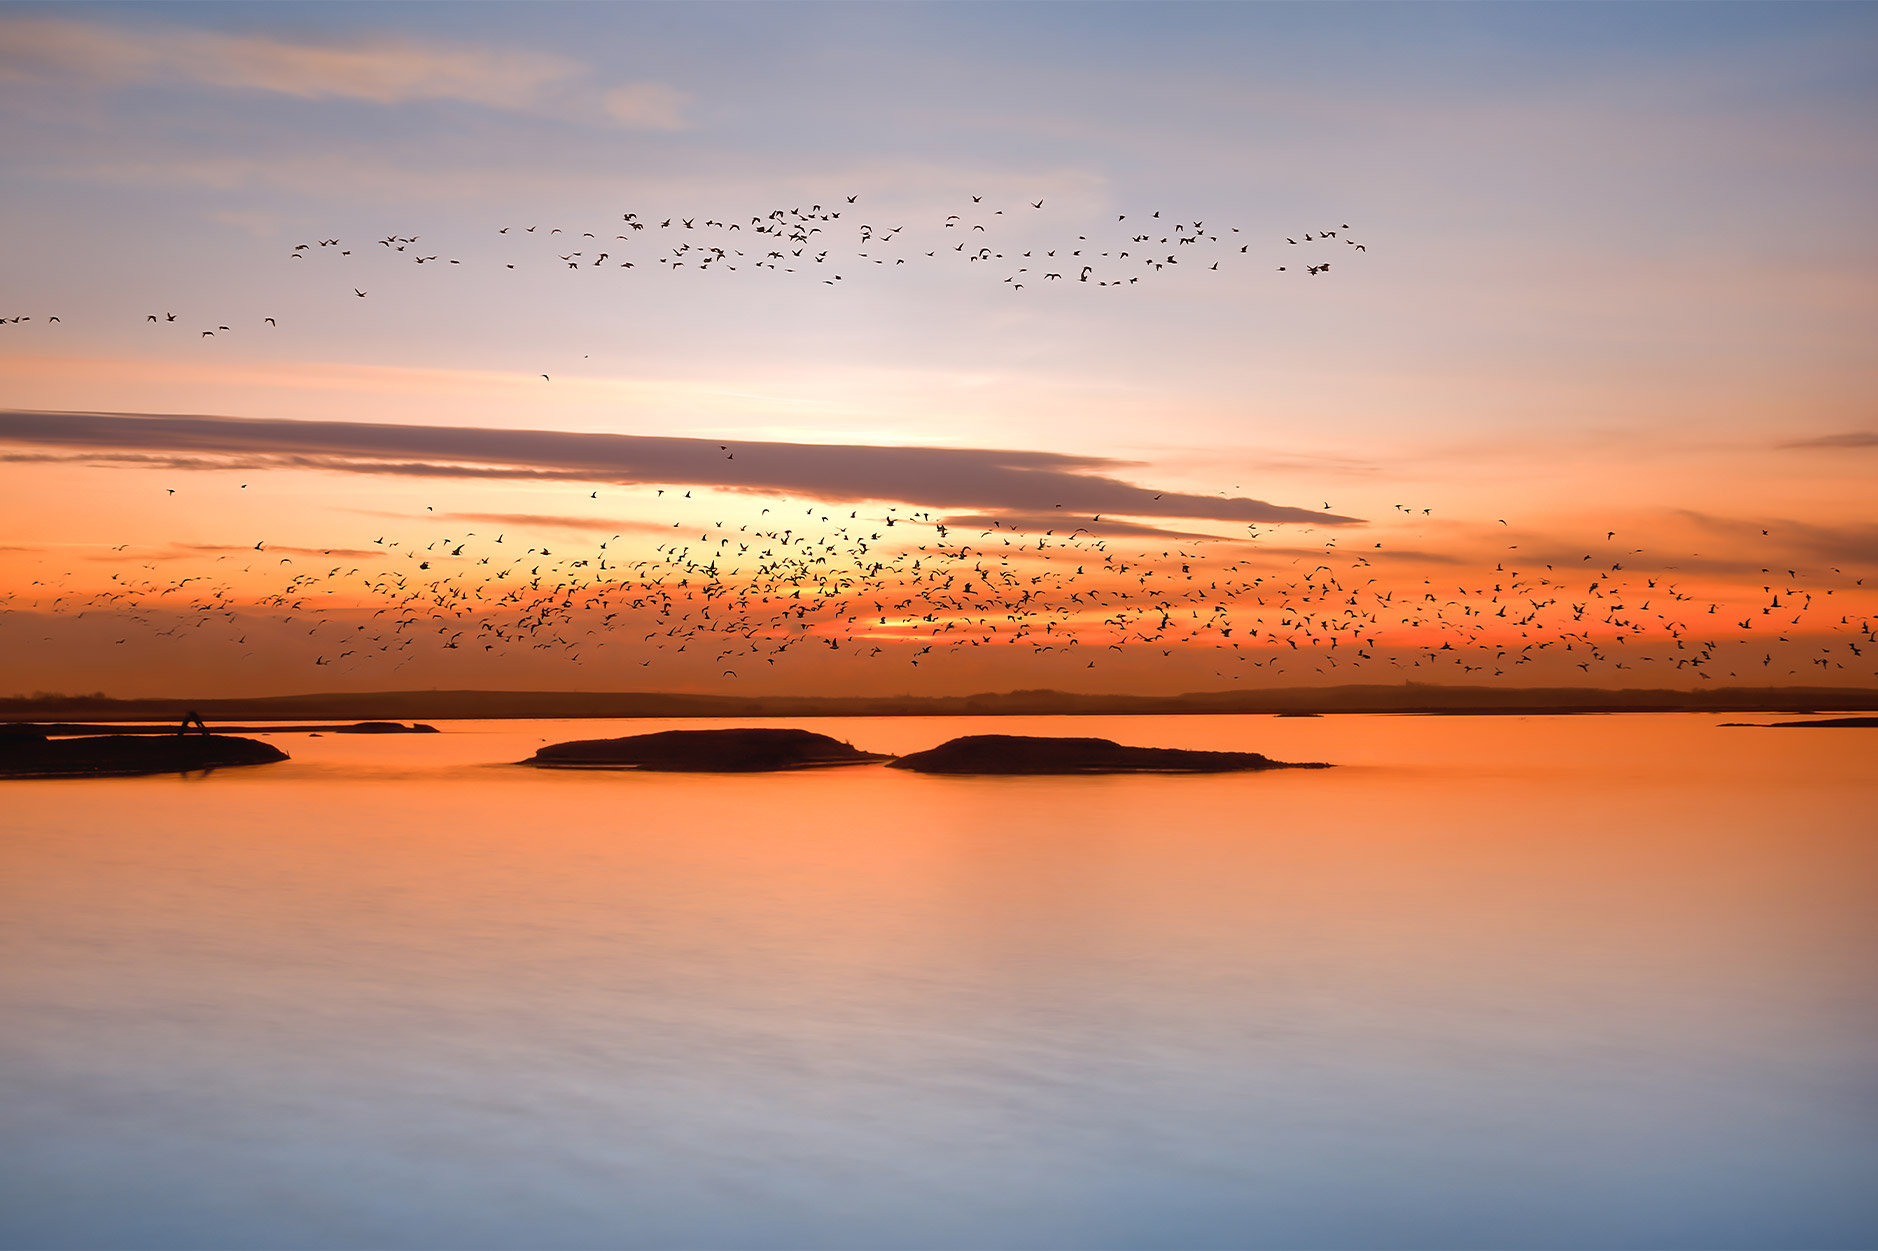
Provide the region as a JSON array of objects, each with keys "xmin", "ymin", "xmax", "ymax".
[{"xmin": 2, "ymin": 714, "xmax": 1875, "ymax": 1249}]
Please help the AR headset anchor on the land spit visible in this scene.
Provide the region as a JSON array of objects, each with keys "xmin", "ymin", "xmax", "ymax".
[{"xmin": 0, "ymin": 732, "xmax": 289, "ymax": 778}]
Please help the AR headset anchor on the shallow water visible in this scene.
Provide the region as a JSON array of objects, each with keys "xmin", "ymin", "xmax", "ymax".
[{"xmin": 2, "ymin": 714, "xmax": 1875, "ymax": 1248}]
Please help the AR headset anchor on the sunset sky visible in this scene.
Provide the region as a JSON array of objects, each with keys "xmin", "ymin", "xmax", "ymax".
[{"xmin": 2, "ymin": 2, "xmax": 1873, "ymax": 696}]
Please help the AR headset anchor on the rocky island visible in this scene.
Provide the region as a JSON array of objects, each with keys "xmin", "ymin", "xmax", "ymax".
[
  {"xmin": 328, "ymin": 721, "xmax": 439, "ymax": 734},
  {"xmin": 0, "ymin": 730, "xmax": 289, "ymax": 778},
  {"xmin": 888, "ymin": 734, "xmax": 1329, "ymax": 774},
  {"xmin": 525, "ymin": 727, "xmax": 891, "ymax": 772}
]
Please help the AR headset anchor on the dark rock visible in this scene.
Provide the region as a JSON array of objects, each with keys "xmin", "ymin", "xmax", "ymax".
[
  {"xmin": 1726, "ymin": 716, "xmax": 1878, "ymax": 728},
  {"xmin": 526, "ymin": 727, "xmax": 890, "ymax": 772},
  {"xmin": 330, "ymin": 721, "xmax": 438, "ymax": 734},
  {"xmin": 888, "ymin": 734, "xmax": 1330, "ymax": 774},
  {"xmin": 0, "ymin": 733, "xmax": 289, "ymax": 778},
  {"xmin": 0, "ymin": 720, "xmax": 439, "ymax": 736}
]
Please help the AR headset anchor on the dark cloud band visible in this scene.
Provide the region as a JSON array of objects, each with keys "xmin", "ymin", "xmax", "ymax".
[
  {"xmin": 0, "ymin": 409, "xmax": 1364, "ymax": 525},
  {"xmin": 1779, "ymin": 431, "xmax": 1878, "ymax": 450}
]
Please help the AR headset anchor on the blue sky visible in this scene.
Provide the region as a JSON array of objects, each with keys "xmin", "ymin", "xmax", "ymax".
[{"xmin": 4, "ymin": 3, "xmax": 1872, "ymax": 465}]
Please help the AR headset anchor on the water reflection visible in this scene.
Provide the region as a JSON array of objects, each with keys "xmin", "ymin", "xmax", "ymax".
[{"xmin": 2, "ymin": 715, "xmax": 1874, "ymax": 1247}]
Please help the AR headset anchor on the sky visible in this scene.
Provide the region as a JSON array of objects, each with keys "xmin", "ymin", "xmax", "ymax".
[{"xmin": 1, "ymin": 1, "xmax": 1874, "ymax": 698}]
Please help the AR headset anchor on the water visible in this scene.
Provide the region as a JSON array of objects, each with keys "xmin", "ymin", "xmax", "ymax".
[{"xmin": 2, "ymin": 714, "xmax": 1874, "ymax": 1248}]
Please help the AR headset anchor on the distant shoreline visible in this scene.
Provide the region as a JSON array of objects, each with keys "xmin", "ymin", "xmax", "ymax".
[{"xmin": 4, "ymin": 684, "xmax": 1876, "ymax": 724}]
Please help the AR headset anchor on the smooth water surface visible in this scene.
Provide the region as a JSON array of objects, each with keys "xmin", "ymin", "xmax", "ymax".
[{"xmin": 3, "ymin": 714, "xmax": 1875, "ymax": 1248}]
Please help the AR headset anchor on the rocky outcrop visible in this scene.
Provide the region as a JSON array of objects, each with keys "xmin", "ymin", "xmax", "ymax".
[
  {"xmin": 887, "ymin": 734, "xmax": 1329, "ymax": 774},
  {"xmin": 0, "ymin": 733, "xmax": 289, "ymax": 778},
  {"xmin": 526, "ymin": 727, "xmax": 890, "ymax": 771},
  {"xmin": 330, "ymin": 722, "xmax": 438, "ymax": 733}
]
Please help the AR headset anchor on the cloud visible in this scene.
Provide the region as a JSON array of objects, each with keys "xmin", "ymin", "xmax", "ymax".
[
  {"xmin": 603, "ymin": 82, "xmax": 687, "ymax": 131},
  {"xmin": 177, "ymin": 544, "xmax": 383, "ymax": 559},
  {"xmin": 0, "ymin": 16, "xmax": 563, "ymax": 106},
  {"xmin": 440, "ymin": 512, "xmax": 675, "ymax": 534},
  {"xmin": 1779, "ymin": 431, "xmax": 1878, "ymax": 450},
  {"xmin": 72, "ymin": 542, "xmax": 380, "ymax": 562},
  {"xmin": 0, "ymin": 15, "xmax": 685, "ymax": 128},
  {"xmin": 939, "ymin": 514, "xmax": 1231, "ymax": 542},
  {"xmin": 0, "ymin": 409, "xmax": 1363, "ymax": 526},
  {"xmin": 1673, "ymin": 510, "xmax": 1878, "ymax": 568}
]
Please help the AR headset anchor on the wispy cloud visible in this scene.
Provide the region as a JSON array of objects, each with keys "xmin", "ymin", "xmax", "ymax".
[
  {"xmin": 0, "ymin": 14, "xmax": 684, "ymax": 128},
  {"xmin": 940, "ymin": 514, "xmax": 1231, "ymax": 542},
  {"xmin": 0, "ymin": 409, "xmax": 1363, "ymax": 527},
  {"xmin": 1779, "ymin": 431, "xmax": 1878, "ymax": 450},
  {"xmin": 602, "ymin": 82, "xmax": 687, "ymax": 131},
  {"xmin": 174, "ymin": 543, "xmax": 382, "ymax": 559},
  {"xmin": 1673, "ymin": 510, "xmax": 1878, "ymax": 568},
  {"xmin": 440, "ymin": 512, "xmax": 675, "ymax": 535}
]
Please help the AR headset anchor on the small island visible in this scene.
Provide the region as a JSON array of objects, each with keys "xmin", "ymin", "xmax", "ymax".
[
  {"xmin": 0, "ymin": 731, "xmax": 289, "ymax": 778},
  {"xmin": 1722, "ymin": 716, "xmax": 1878, "ymax": 729},
  {"xmin": 525, "ymin": 727, "xmax": 891, "ymax": 772},
  {"xmin": 0, "ymin": 720, "xmax": 437, "ymax": 736},
  {"xmin": 887, "ymin": 734, "xmax": 1330, "ymax": 774},
  {"xmin": 329, "ymin": 721, "xmax": 439, "ymax": 734}
]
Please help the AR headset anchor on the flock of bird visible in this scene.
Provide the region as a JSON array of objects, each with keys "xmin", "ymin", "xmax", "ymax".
[
  {"xmin": 4, "ymin": 191, "xmax": 1872, "ymax": 686},
  {"xmin": 8, "ymin": 478, "xmax": 1873, "ymax": 685},
  {"xmin": 317, "ymin": 195, "xmax": 1371, "ymax": 294},
  {"xmin": 2, "ymin": 192, "xmax": 1373, "ymax": 341}
]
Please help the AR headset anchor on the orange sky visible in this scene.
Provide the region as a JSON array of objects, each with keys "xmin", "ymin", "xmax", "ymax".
[{"xmin": 1, "ymin": 5, "xmax": 1873, "ymax": 697}]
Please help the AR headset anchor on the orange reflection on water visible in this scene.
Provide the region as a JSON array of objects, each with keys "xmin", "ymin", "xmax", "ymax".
[{"xmin": 2, "ymin": 713, "xmax": 1875, "ymax": 1246}]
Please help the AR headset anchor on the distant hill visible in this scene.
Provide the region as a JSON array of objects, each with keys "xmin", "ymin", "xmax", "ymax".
[{"xmin": 4, "ymin": 683, "xmax": 1877, "ymax": 723}]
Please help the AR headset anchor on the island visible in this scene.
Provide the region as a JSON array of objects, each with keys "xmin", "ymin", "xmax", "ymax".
[
  {"xmin": 524, "ymin": 727, "xmax": 891, "ymax": 772},
  {"xmin": 0, "ymin": 720, "xmax": 436, "ymax": 736},
  {"xmin": 1723, "ymin": 716, "xmax": 1878, "ymax": 729},
  {"xmin": 329, "ymin": 721, "xmax": 439, "ymax": 734},
  {"xmin": 0, "ymin": 730, "xmax": 289, "ymax": 778},
  {"xmin": 887, "ymin": 734, "xmax": 1330, "ymax": 774}
]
